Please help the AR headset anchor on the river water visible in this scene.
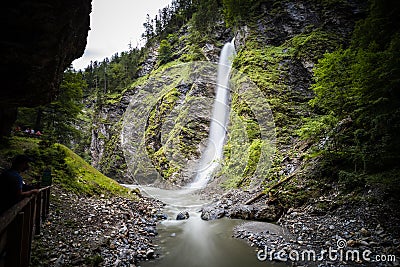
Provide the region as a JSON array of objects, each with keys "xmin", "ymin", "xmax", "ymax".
[{"xmin": 124, "ymin": 185, "xmax": 285, "ymax": 267}]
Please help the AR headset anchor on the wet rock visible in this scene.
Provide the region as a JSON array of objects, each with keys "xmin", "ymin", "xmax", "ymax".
[
  {"xmin": 176, "ymin": 211, "xmax": 190, "ymax": 220},
  {"xmin": 156, "ymin": 213, "xmax": 168, "ymax": 220},
  {"xmin": 254, "ymin": 205, "xmax": 283, "ymax": 222},
  {"xmin": 146, "ymin": 249, "xmax": 155, "ymax": 259},
  {"xmin": 229, "ymin": 204, "xmax": 255, "ymax": 220},
  {"xmin": 201, "ymin": 206, "xmax": 225, "ymax": 220}
]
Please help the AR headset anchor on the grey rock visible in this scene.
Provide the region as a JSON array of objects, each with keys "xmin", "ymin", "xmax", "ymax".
[
  {"xmin": 176, "ymin": 211, "xmax": 190, "ymax": 220},
  {"xmin": 229, "ymin": 204, "xmax": 255, "ymax": 220},
  {"xmin": 254, "ymin": 205, "xmax": 283, "ymax": 222},
  {"xmin": 201, "ymin": 206, "xmax": 225, "ymax": 221}
]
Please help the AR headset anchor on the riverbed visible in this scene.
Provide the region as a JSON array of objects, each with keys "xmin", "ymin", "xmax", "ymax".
[{"xmin": 124, "ymin": 185, "xmax": 285, "ymax": 267}]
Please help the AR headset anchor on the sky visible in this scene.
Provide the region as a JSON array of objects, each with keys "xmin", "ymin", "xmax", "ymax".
[{"xmin": 72, "ymin": 0, "xmax": 172, "ymax": 70}]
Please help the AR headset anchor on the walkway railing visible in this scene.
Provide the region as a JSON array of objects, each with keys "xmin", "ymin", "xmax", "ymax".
[{"xmin": 0, "ymin": 186, "xmax": 51, "ymax": 267}]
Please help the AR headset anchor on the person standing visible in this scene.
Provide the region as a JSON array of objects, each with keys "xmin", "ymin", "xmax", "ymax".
[{"xmin": 0, "ymin": 155, "xmax": 39, "ymax": 214}]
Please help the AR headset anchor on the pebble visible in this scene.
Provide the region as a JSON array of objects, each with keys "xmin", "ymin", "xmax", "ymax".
[
  {"xmin": 31, "ymin": 185, "xmax": 165, "ymax": 266},
  {"xmin": 230, "ymin": 190, "xmax": 400, "ymax": 267}
]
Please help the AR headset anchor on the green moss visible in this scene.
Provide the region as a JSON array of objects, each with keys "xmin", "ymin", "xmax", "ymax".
[
  {"xmin": 242, "ymin": 139, "xmax": 262, "ymax": 178},
  {"xmin": 105, "ymin": 92, "xmax": 123, "ymax": 104},
  {"xmin": 151, "ymin": 147, "xmax": 179, "ymax": 180},
  {"xmin": 227, "ymin": 34, "xmax": 337, "ymax": 192},
  {"xmin": 233, "ymin": 44, "xmax": 292, "ymax": 92},
  {"xmin": 0, "ymin": 136, "xmax": 134, "ymax": 198},
  {"xmin": 84, "ymin": 254, "xmax": 103, "ymax": 266},
  {"xmin": 286, "ymin": 29, "xmax": 342, "ymax": 61},
  {"xmin": 56, "ymin": 144, "xmax": 134, "ymax": 197},
  {"xmin": 145, "ymin": 87, "xmax": 181, "ymax": 180},
  {"xmin": 97, "ymin": 119, "xmax": 125, "ymax": 178}
]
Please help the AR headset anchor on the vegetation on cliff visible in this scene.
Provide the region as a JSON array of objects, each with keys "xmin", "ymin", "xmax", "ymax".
[
  {"xmin": 8, "ymin": 0, "xmax": 400, "ymax": 207},
  {"xmin": 298, "ymin": 0, "xmax": 400, "ymax": 194},
  {"xmin": 0, "ymin": 137, "xmax": 132, "ymax": 197}
]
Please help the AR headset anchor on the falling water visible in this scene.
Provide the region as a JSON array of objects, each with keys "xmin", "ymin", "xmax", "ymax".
[{"xmin": 190, "ymin": 39, "xmax": 236, "ymax": 189}]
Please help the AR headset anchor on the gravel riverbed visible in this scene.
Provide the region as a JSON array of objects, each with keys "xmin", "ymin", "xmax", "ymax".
[
  {"xmin": 31, "ymin": 185, "xmax": 165, "ymax": 267},
  {"xmin": 31, "ymin": 185, "xmax": 399, "ymax": 267},
  {"xmin": 233, "ymin": 197, "xmax": 400, "ymax": 267}
]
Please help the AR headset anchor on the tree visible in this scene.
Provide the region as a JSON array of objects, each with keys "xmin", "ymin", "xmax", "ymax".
[
  {"xmin": 192, "ymin": 0, "xmax": 220, "ymax": 34},
  {"xmin": 158, "ymin": 39, "xmax": 173, "ymax": 65},
  {"xmin": 222, "ymin": 0, "xmax": 260, "ymax": 27},
  {"xmin": 47, "ymin": 68, "xmax": 86, "ymax": 145},
  {"xmin": 303, "ymin": 0, "xmax": 400, "ymax": 176},
  {"xmin": 142, "ymin": 14, "xmax": 154, "ymax": 41}
]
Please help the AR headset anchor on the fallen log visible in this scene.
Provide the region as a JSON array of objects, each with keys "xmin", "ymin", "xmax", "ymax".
[{"xmin": 244, "ymin": 170, "xmax": 300, "ymax": 205}]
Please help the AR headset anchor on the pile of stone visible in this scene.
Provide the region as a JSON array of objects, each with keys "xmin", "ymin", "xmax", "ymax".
[
  {"xmin": 233, "ymin": 200, "xmax": 400, "ymax": 267},
  {"xmin": 31, "ymin": 186, "xmax": 166, "ymax": 267}
]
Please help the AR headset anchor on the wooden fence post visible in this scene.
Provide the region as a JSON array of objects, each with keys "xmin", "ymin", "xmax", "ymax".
[
  {"xmin": 0, "ymin": 186, "xmax": 51, "ymax": 267},
  {"xmin": 5, "ymin": 212, "xmax": 24, "ymax": 266},
  {"xmin": 35, "ymin": 191, "xmax": 42, "ymax": 235}
]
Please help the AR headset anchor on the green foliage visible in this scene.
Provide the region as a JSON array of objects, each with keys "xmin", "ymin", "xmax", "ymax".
[
  {"xmin": 222, "ymin": 0, "xmax": 262, "ymax": 27},
  {"xmin": 0, "ymin": 137, "xmax": 133, "ymax": 198},
  {"xmin": 303, "ymin": 0, "xmax": 400, "ymax": 194},
  {"xmin": 82, "ymin": 48, "xmax": 142, "ymax": 97},
  {"xmin": 192, "ymin": 0, "xmax": 220, "ymax": 34},
  {"xmin": 47, "ymin": 68, "xmax": 86, "ymax": 144},
  {"xmin": 296, "ymin": 114, "xmax": 338, "ymax": 141},
  {"xmin": 310, "ymin": 48, "xmax": 361, "ymax": 116},
  {"xmin": 15, "ymin": 69, "xmax": 87, "ymax": 149},
  {"xmin": 158, "ymin": 39, "xmax": 174, "ymax": 65}
]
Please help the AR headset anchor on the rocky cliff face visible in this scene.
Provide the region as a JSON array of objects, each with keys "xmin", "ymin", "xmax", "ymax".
[
  {"xmin": 0, "ymin": 0, "xmax": 91, "ymax": 135},
  {"xmin": 90, "ymin": 93, "xmax": 132, "ymax": 183},
  {"xmin": 90, "ymin": 23, "xmax": 231, "ymax": 184},
  {"xmin": 89, "ymin": 0, "xmax": 367, "ymax": 187},
  {"xmin": 222, "ymin": 0, "xmax": 366, "ymax": 187}
]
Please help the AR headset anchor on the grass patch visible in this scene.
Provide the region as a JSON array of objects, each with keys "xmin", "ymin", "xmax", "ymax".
[
  {"xmin": 0, "ymin": 136, "xmax": 134, "ymax": 198},
  {"xmin": 57, "ymin": 144, "xmax": 133, "ymax": 197}
]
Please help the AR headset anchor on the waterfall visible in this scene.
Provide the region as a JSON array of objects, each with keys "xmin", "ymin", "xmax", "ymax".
[{"xmin": 190, "ymin": 40, "xmax": 236, "ymax": 189}]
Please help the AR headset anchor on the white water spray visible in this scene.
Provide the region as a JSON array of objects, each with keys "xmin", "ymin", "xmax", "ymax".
[{"xmin": 190, "ymin": 40, "xmax": 236, "ymax": 189}]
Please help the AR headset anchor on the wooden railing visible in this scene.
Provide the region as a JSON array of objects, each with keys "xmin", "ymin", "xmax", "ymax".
[{"xmin": 0, "ymin": 186, "xmax": 51, "ymax": 267}]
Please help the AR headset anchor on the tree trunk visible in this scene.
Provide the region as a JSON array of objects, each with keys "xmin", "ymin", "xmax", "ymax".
[
  {"xmin": 0, "ymin": 107, "xmax": 18, "ymax": 137},
  {"xmin": 34, "ymin": 107, "xmax": 43, "ymax": 131}
]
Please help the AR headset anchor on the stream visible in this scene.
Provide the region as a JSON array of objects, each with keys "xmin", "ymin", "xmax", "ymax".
[{"xmin": 124, "ymin": 185, "xmax": 285, "ymax": 267}]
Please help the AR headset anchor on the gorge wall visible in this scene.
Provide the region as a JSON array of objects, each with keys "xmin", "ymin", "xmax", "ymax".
[
  {"xmin": 89, "ymin": 0, "xmax": 367, "ymax": 190},
  {"xmin": 0, "ymin": 0, "xmax": 92, "ymax": 136}
]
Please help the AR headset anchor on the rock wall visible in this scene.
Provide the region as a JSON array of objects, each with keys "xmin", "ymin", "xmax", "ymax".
[
  {"xmin": 89, "ymin": 0, "xmax": 367, "ymax": 186},
  {"xmin": 0, "ymin": 0, "xmax": 91, "ymax": 135}
]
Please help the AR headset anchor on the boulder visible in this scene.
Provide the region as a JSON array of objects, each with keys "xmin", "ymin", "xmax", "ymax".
[
  {"xmin": 228, "ymin": 204, "xmax": 255, "ymax": 220},
  {"xmin": 201, "ymin": 206, "xmax": 225, "ymax": 221},
  {"xmin": 253, "ymin": 205, "xmax": 283, "ymax": 222},
  {"xmin": 176, "ymin": 211, "xmax": 189, "ymax": 220}
]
